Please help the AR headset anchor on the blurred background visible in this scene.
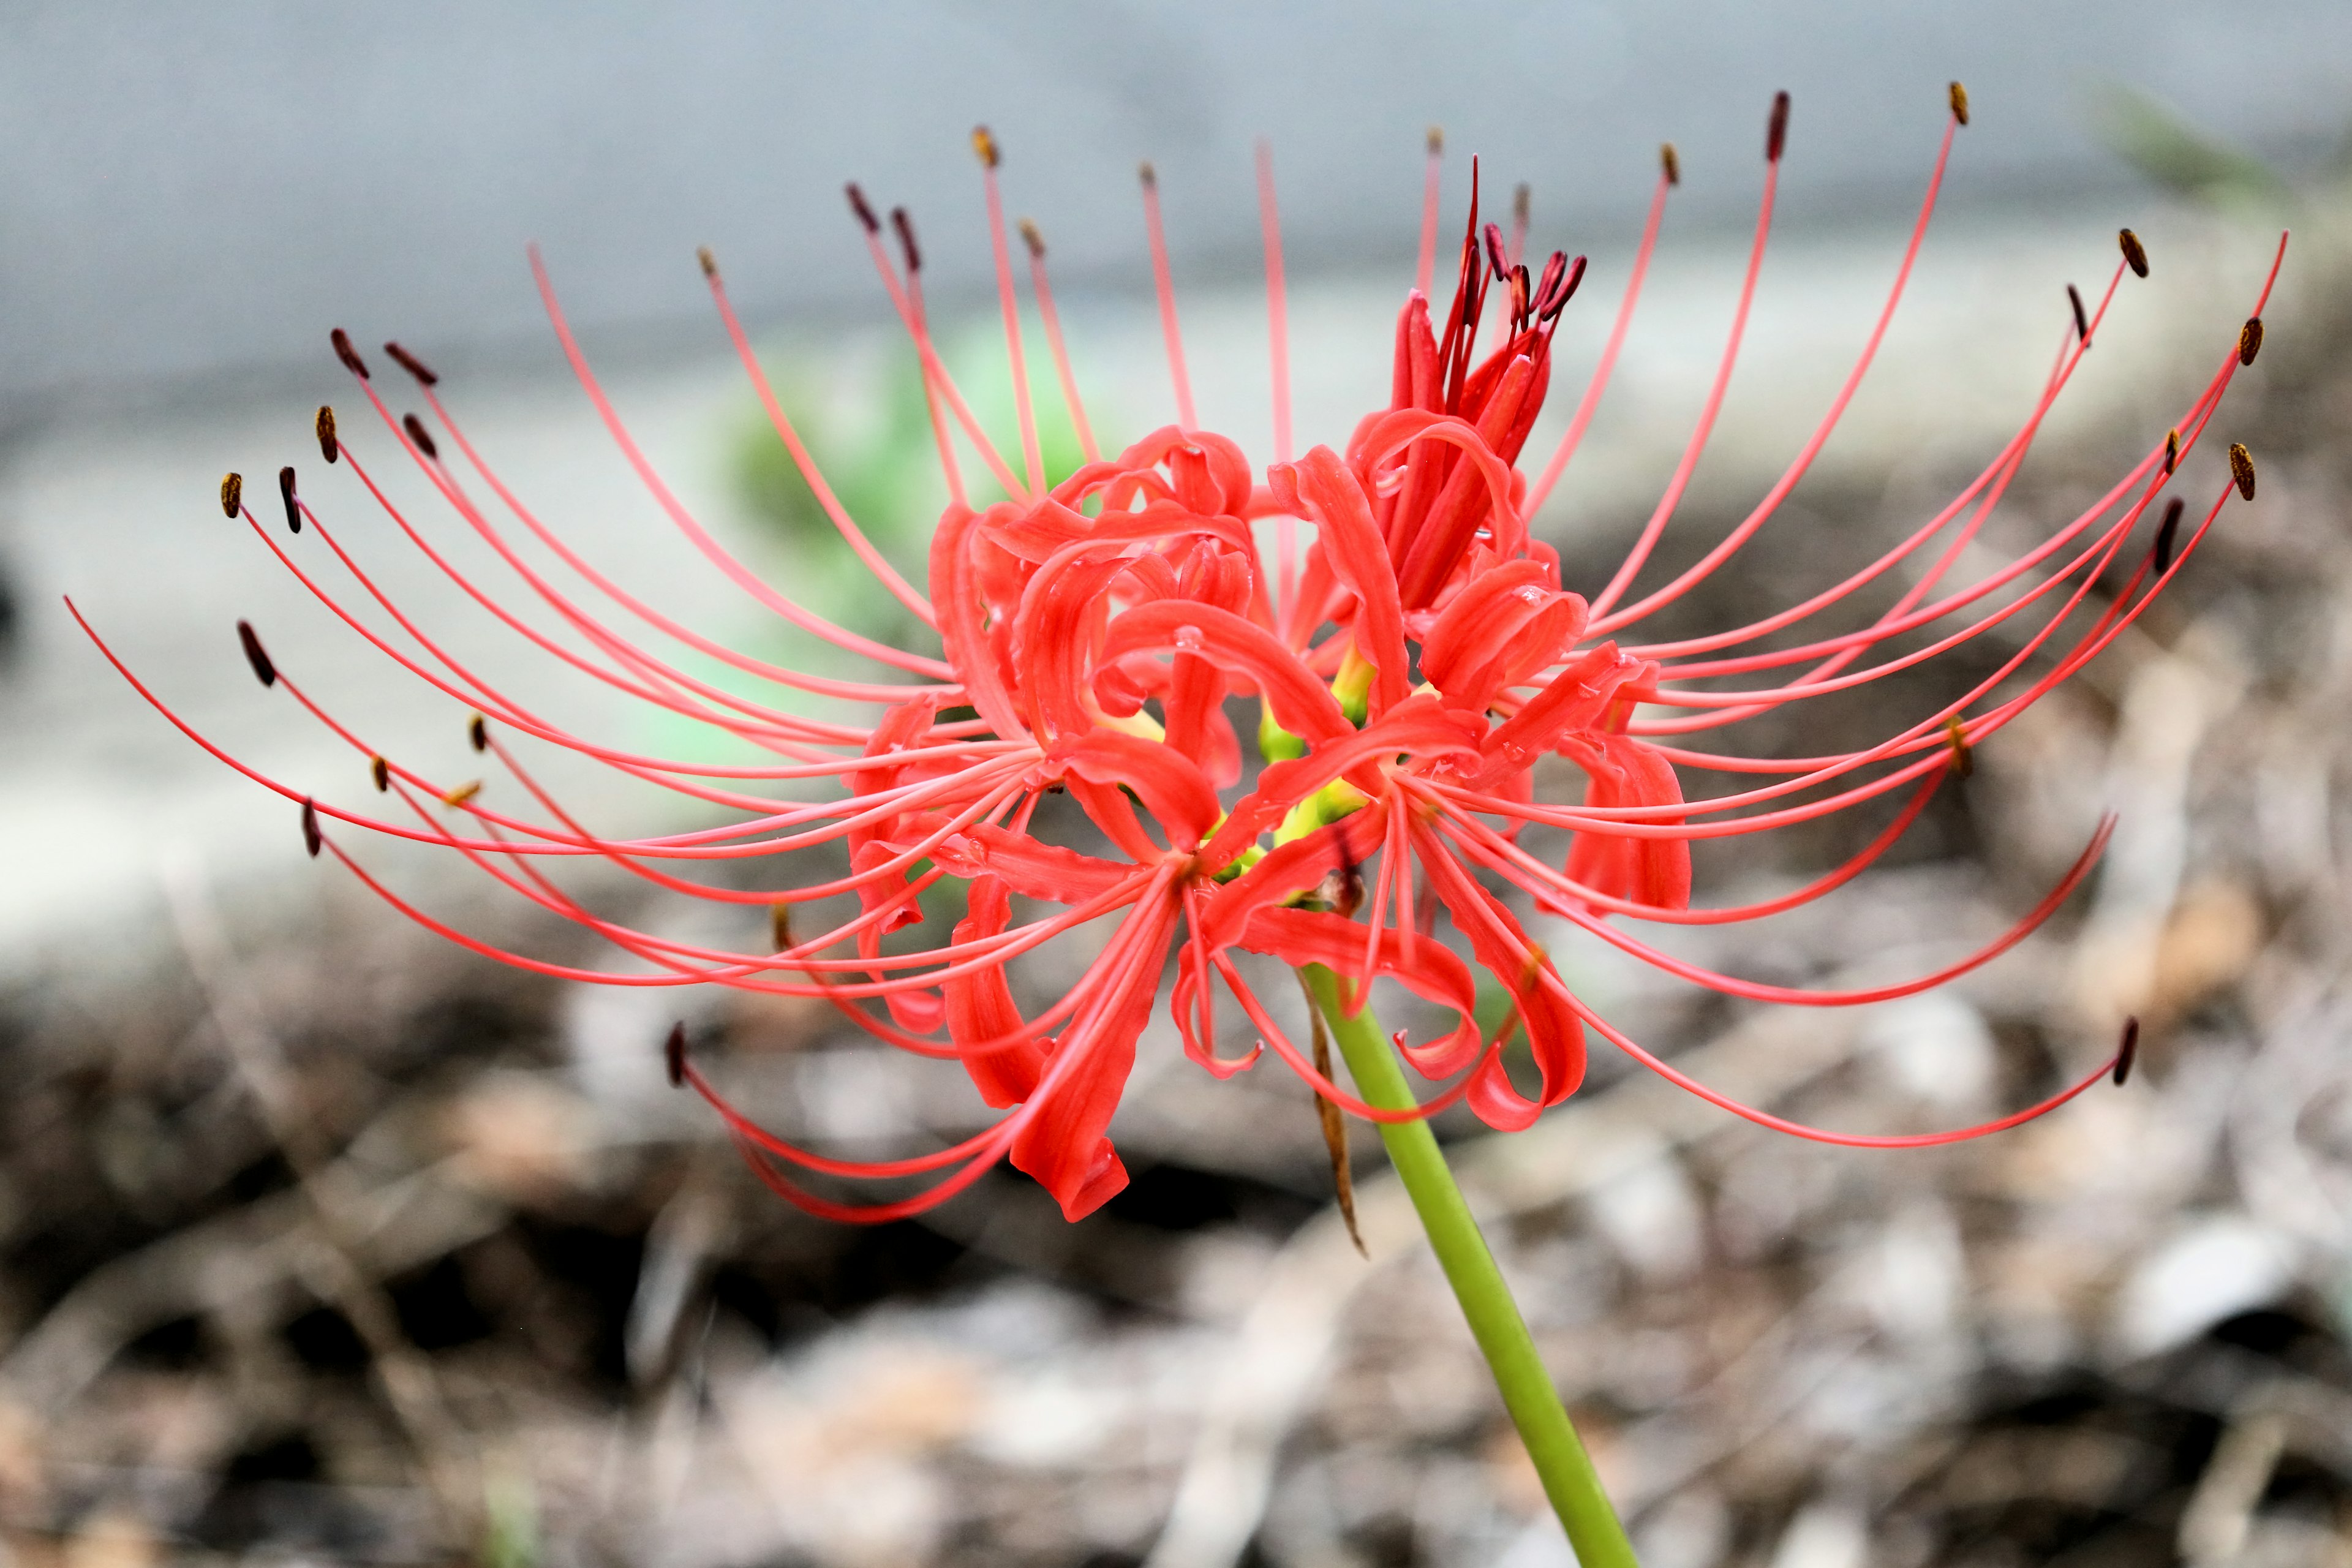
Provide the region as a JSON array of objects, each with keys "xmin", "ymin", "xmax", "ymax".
[{"xmin": 6, "ymin": 2, "xmax": 2352, "ymax": 1564}]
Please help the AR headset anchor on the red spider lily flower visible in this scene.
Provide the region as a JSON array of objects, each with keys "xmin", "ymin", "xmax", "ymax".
[{"xmin": 75, "ymin": 89, "xmax": 2283, "ymax": 1223}]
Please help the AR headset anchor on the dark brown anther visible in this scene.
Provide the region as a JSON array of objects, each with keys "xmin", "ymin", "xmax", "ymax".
[
  {"xmin": 845, "ymin": 182, "xmax": 881, "ymax": 233},
  {"xmin": 891, "ymin": 206, "xmax": 921, "ymax": 274},
  {"xmin": 1321, "ymin": 839, "xmax": 1364, "ymax": 920},
  {"xmin": 301, "ymin": 797, "xmax": 322, "ymax": 859},
  {"xmin": 402, "ymin": 413, "xmax": 439, "ymax": 460},
  {"xmin": 371, "ymin": 754, "xmax": 390, "ymax": 792},
  {"xmin": 2154, "ymin": 496, "xmax": 2185, "ymax": 572},
  {"xmin": 331, "ymin": 328, "xmax": 370, "ymax": 378},
  {"xmin": 442, "ymin": 780, "xmax": 482, "ymax": 809},
  {"xmin": 2164, "ymin": 426, "xmax": 2179, "ymax": 476},
  {"xmin": 219, "ymin": 471, "xmax": 243, "ymax": 518},
  {"xmin": 2119, "ymin": 227, "xmax": 2149, "ymax": 278},
  {"xmin": 2113, "ymin": 1016, "xmax": 2139, "ymax": 1086},
  {"xmin": 2229, "ymin": 442, "xmax": 2256, "ymax": 500},
  {"xmin": 1482, "ymin": 222, "xmax": 1509, "ymax": 282},
  {"xmin": 468, "ymin": 712, "xmax": 488, "ymax": 753},
  {"xmin": 1426, "ymin": 126, "xmax": 1443, "ymax": 156},
  {"xmin": 237, "ymin": 619, "xmax": 276, "ymax": 687},
  {"xmin": 1019, "ymin": 217, "xmax": 1045, "ymax": 258},
  {"xmin": 1948, "ymin": 80, "xmax": 1970, "ymax": 126},
  {"xmin": 1660, "ymin": 141, "xmax": 1681, "ymax": 186},
  {"xmin": 2067, "ymin": 284, "xmax": 2090, "ymax": 344},
  {"xmin": 664, "ymin": 1021, "xmax": 688, "ymax": 1088},
  {"xmin": 2239, "ymin": 316, "xmax": 2264, "ymax": 366},
  {"xmin": 1512, "ymin": 182, "xmax": 1530, "ymax": 231},
  {"xmin": 970, "ymin": 125, "xmax": 1000, "ymax": 168},
  {"xmin": 383, "ymin": 341, "xmax": 438, "ymax": 385},
  {"xmin": 1137, "ymin": 159, "xmax": 1158, "ymax": 189},
  {"xmin": 770, "ymin": 903, "xmax": 792, "ymax": 954},
  {"xmin": 1766, "ymin": 91, "xmax": 1791, "ymax": 162},
  {"xmin": 1944, "ymin": 714, "xmax": 1973, "ymax": 778},
  {"xmin": 315, "ymin": 404, "xmax": 339, "ymax": 464},
  {"xmin": 697, "ymin": 246, "xmax": 717, "ymax": 277},
  {"xmin": 277, "ymin": 466, "xmax": 300, "ymax": 533}
]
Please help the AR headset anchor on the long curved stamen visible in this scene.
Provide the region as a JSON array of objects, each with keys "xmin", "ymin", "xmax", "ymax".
[
  {"xmin": 526, "ymin": 249, "xmax": 962, "ymax": 674},
  {"xmin": 1256, "ymin": 139, "xmax": 1297, "ymax": 615},
  {"xmin": 699, "ymin": 252, "xmax": 939, "ymax": 625},
  {"xmin": 974, "ymin": 127, "xmax": 1046, "ymax": 496},
  {"xmin": 1521, "ymin": 149, "xmax": 1673, "ymax": 520},
  {"xmin": 1586, "ymin": 95, "xmax": 1787, "ymax": 620},
  {"xmin": 1139, "ymin": 162, "xmax": 1197, "ymax": 431},
  {"xmin": 1590, "ymin": 110, "xmax": 1962, "ymax": 635},
  {"xmin": 1415, "ymin": 126, "xmax": 1444, "ymax": 301},
  {"xmin": 1559, "ymin": 973, "xmax": 2130, "ymax": 1148},
  {"xmin": 1019, "ymin": 218, "xmax": 1101, "ymax": 464}
]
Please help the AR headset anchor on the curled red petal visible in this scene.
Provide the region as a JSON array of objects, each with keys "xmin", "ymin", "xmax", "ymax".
[{"xmin": 946, "ymin": 875, "xmax": 1048, "ymax": 1108}]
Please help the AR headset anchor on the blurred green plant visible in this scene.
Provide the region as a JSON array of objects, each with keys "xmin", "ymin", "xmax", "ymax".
[
  {"xmin": 479, "ymin": 1468, "xmax": 540, "ymax": 1568},
  {"xmin": 2090, "ymin": 82, "xmax": 2299, "ymax": 211},
  {"xmin": 730, "ymin": 332, "xmax": 1096, "ymax": 648},
  {"xmin": 621, "ymin": 331, "xmax": 1104, "ymax": 772}
]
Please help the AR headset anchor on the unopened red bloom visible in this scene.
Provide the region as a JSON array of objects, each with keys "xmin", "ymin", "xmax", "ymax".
[{"xmin": 80, "ymin": 90, "xmax": 2282, "ymax": 1223}]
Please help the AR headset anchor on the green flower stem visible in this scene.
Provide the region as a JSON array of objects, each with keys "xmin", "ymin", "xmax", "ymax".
[{"xmin": 1302, "ymin": 964, "xmax": 1637, "ymax": 1567}]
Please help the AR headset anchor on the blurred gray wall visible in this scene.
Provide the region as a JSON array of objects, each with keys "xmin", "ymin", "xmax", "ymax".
[{"xmin": 4, "ymin": 1, "xmax": 2348, "ymax": 420}]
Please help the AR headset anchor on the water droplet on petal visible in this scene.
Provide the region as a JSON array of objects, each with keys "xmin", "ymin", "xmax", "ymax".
[{"xmin": 1174, "ymin": 624, "xmax": 1205, "ymax": 652}]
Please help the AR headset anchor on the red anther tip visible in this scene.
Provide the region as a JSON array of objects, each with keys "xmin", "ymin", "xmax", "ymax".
[
  {"xmin": 890, "ymin": 207, "xmax": 921, "ymax": 274},
  {"xmin": 1017, "ymin": 217, "xmax": 1045, "ymax": 258},
  {"xmin": 2229, "ymin": 442, "xmax": 2256, "ymax": 500},
  {"xmin": 315, "ymin": 405, "xmax": 338, "ymax": 464},
  {"xmin": 844, "ymin": 183, "xmax": 881, "ymax": 234},
  {"xmin": 2113, "ymin": 1017, "xmax": 2139, "ymax": 1086},
  {"xmin": 370, "ymin": 754, "xmax": 390, "ymax": 793},
  {"xmin": 664, "ymin": 1021, "xmax": 688, "ymax": 1088},
  {"xmin": 468, "ymin": 712, "xmax": 488, "ymax": 753},
  {"xmin": 1943, "ymin": 715, "xmax": 1973, "ymax": 778},
  {"xmin": 1537, "ymin": 254, "xmax": 1588, "ymax": 322},
  {"xmin": 1948, "ymin": 80, "xmax": 1970, "ymax": 126},
  {"xmin": 2119, "ymin": 228, "xmax": 2149, "ymax": 279},
  {"xmin": 2164, "ymin": 426, "xmax": 2180, "ymax": 477},
  {"xmin": 402, "ymin": 413, "xmax": 439, "ymax": 461},
  {"xmin": 236, "ymin": 619, "xmax": 276, "ymax": 688},
  {"xmin": 301, "ymin": 797, "xmax": 322, "ymax": 859},
  {"xmin": 277, "ymin": 466, "xmax": 300, "ymax": 534},
  {"xmin": 1660, "ymin": 142, "xmax": 1681, "ymax": 186},
  {"xmin": 330, "ymin": 328, "xmax": 369, "ymax": 379},
  {"xmin": 442, "ymin": 779, "xmax": 482, "ymax": 809},
  {"xmin": 696, "ymin": 245, "xmax": 717, "ymax": 278},
  {"xmin": 970, "ymin": 125, "xmax": 1000, "ymax": 168},
  {"xmin": 2067, "ymin": 284, "xmax": 2090, "ymax": 344},
  {"xmin": 1767, "ymin": 91, "xmax": 1792, "ymax": 162},
  {"xmin": 2154, "ymin": 496, "xmax": 2185, "ymax": 573},
  {"xmin": 1425, "ymin": 125, "xmax": 1443, "ymax": 156},
  {"xmin": 219, "ymin": 471, "xmax": 243, "ymax": 519},
  {"xmin": 1137, "ymin": 160, "xmax": 1157, "ymax": 188},
  {"xmin": 2239, "ymin": 316, "xmax": 2264, "ymax": 366},
  {"xmin": 1482, "ymin": 222, "xmax": 1509, "ymax": 282},
  {"xmin": 383, "ymin": 341, "xmax": 439, "ymax": 386}
]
